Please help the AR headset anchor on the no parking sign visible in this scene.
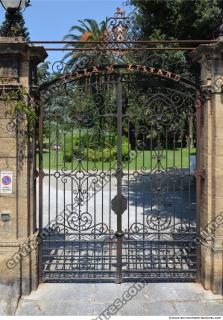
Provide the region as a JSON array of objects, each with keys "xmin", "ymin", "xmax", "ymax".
[{"xmin": 0, "ymin": 171, "xmax": 13, "ymax": 194}]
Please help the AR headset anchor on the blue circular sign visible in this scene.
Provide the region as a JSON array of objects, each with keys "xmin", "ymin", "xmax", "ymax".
[{"xmin": 2, "ymin": 176, "xmax": 11, "ymax": 186}]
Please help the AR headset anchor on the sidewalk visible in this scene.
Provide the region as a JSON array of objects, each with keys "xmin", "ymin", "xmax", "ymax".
[
  {"xmin": 0, "ymin": 283, "xmax": 20, "ymax": 316},
  {"xmin": 15, "ymin": 283, "xmax": 223, "ymax": 316}
]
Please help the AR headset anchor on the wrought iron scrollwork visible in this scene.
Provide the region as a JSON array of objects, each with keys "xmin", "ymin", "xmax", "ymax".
[{"xmin": 40, "ymin": 62, "xmax": 197, "ymax": 282}]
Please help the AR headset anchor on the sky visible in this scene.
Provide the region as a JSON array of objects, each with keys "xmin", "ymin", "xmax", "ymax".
[{"xmin": 0, "ymin": 0, "xmax": 133, "ymax": 63}]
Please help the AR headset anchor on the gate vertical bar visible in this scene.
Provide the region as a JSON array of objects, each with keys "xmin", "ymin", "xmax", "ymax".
[
  {"xmin": 115, "ymin": 74, "xmax": 124, "ymax": 283},
  {"xmin": 38, "ymin": 94, "xmax": 44, "ymax": 283}
]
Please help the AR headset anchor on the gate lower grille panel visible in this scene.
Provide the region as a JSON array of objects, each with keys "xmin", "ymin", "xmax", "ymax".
[{"xmin": 41, "ymin": 238, "xmax": 197, "ymax": 282}]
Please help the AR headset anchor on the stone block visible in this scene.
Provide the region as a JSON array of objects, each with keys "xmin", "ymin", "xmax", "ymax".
[
  {"xmin": 212, "ymin": 250, "xmax": 223, "ymax": 294},
  {"xmin": 0, "ymin": 119, "xmax": 16, "ymax": 138},
  {"xmin": 0, "ymin": 100, "xmax": 17, "ymax": 119},
  {"xmin": 212, "ymin": 196, "xmax": 223, "ymax": 215},
  {"xmin": 200, "ymin": 244, "xmax": 212, "ymax": 290},
  {"xmin": 0, "ymin": 197, "xmax": 17, "ymax": 241},
  {"xmin": 0, "ymin": 138, "xmax": 17, "ymax": 158},
  {"xmin": 0, "ymin": 158, "xmax": 17, "ymax": 173},
  {"xmin": 0, "ymin": 247, "xmax": 20, "ymax": 286}
]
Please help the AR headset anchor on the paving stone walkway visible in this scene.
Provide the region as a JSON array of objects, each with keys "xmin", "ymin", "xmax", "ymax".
[
  {"xmin": 0, "ymin": 284, "xmax": 20, "ymax": 316},
  {"xmin": 15, "ymin": 283, "xmax": 223, "ymax": 316}
]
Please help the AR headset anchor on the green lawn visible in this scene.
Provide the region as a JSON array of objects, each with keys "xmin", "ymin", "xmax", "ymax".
[{"xmin": 37, "ymin": 148, "xmax": 196, "ymax": 171}]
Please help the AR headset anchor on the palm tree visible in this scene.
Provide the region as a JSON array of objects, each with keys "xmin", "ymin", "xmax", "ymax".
[{"xmin": 63, "ymin": 18, "xmax": 110, "ymax": 69}]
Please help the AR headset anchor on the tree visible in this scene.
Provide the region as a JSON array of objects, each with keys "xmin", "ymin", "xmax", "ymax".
[
  {"xmin": 126, "ymin": 0, "xmax": 223, "ymax": 149},
  {"xmin": 128, "ymin": 0, "xmax": 223, "ymax": 40},
  {"xmin": 63, "ymin": 18, "xmax": 110, "ymax": 68},
  {"xmin": 126, "ymin": 0, "xmax": 223, "ymax": 81},
  {"xmin": 0, "ymin": 10, "xmax": 30, "ymax": 40}
]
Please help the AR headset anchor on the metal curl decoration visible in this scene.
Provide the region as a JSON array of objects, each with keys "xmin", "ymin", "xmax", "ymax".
[
  {"xmin": 72, "ymin": 188, "xmax": 88, "ymax": 207},
  {"xmin": 67, "ymin": 211, "xmax": 92, "ymax": 232},
  {"xmin": 93, "ymin": 92, "xmax": 104, "ymax": 106},
  {"xmin": 52, "ymin": 61, "xmax": 68, "ymax": 73},
  {"xmin": 52, "ymin": 55, "xmax": 95, "ymax": 75},
  {"xmin": 146, "ymin": 211, "xmax": 172, "ymax": 232},
  {"xmin": 52, "ymin": 210, "xmax": 110, "ymax": 239},
  {"xmin": 90, "ymin": 223, "xmax": 110, "ymax": 237}
]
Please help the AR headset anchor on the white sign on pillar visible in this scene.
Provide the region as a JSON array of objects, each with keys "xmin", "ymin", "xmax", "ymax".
[{"xmin": 0, "ymin": 171, "xmax": 13, "ymax": 194}]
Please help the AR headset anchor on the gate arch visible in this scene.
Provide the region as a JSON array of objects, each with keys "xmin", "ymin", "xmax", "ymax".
[{"xmin": 38, "ymin": 64, "xmax": 198, "ymax": 283}]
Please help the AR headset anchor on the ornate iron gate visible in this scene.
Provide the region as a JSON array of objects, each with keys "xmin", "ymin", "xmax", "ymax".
[{"xmin": 38, "ymin": 64, "xmax": 198, "ymax": 283}]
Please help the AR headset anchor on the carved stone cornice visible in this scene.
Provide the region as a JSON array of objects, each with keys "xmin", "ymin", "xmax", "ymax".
[
  {"xmin": 191, "ymin": 38, "xmax": 223, "ymax": 62},
  {"xmin": 0, "ymin": 38, "xmax": 47, "ymax": 61},
  {"xmin": 199, "ymin": 79, "xmax": 223, "ymax": 95},
  {"xmin": 192, "ymin": 39, "xmax": 223, "ymax": 91},
  {"xmin": 211, "ymin": 76, "xmax": 223, "ymax": 93}
]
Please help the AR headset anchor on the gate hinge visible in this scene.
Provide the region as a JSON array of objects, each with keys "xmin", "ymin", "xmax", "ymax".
[{"xmin": 194, "ymin": 169, "xmax": 205, "ymax": 179}]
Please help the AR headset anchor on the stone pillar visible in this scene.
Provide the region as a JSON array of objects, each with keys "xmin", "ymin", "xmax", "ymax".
[
  {"xmin": 0, "ymin": 37, "xmax": 47, "ymax": 297},
  {"xmin": 192, "ymin": 39, "xmax": 223, "ymax": 295}
]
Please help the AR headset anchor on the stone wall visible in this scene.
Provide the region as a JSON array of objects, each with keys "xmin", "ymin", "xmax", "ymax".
[
  {"xmin": 0, "ymin": 38, "xmax": 47, "ymax": 298},
  {"xmin": 192, "ymin": 39, "xmax": 223, "ymax": 295}
]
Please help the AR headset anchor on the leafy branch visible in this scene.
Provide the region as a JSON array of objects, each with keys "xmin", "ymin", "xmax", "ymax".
[{"xmin": 2, "ymin": 86, "xmax": 37, "ymax": 128}]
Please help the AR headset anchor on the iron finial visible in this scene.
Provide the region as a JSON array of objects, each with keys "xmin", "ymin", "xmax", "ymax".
[{"xmin": 115, "ymin": 7, "xmax": 125, "ymax": 17}]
